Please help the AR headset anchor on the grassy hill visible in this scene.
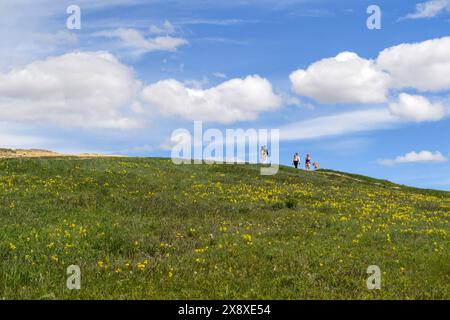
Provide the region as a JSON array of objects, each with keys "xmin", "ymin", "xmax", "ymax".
[{"xmin": 0, "ymin": 157, "xmax": 449, "ymax": 299}]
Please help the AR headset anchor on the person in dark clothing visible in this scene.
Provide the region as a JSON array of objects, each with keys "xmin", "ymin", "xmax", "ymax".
[{"xmin": 293, "ymin": 153, "xmax": 300, "ymax": 169}]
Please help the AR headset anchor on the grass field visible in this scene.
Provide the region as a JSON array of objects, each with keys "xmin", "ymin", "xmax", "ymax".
[{"xmin": 0, "ymin": 157, "xmax": 449, "ymax": 299}]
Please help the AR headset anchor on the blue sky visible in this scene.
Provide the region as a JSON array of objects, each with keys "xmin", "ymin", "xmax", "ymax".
[{"xmin": 1, "ymin": 0, "xmax": 450, "ymax": 190}]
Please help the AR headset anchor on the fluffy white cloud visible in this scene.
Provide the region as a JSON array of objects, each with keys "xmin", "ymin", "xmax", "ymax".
[
  {"xmin": 96, "ymin": 28, "xmax": 187, "ymax": 55},
  {"xmin": 0, "ymin": 52, "xmax": 282, "ymax": 129},
  {"xmin": 289, "ymin": 37, "xmax": 450, "ymax": 111},
  {"xmin": 379, "ymin": 150, "xmax": 448, "ymax": 166},
  {"xmin": 0, "ymin": 51, "xmax": 141, "ymax": 129},
  {"xmin": 404, "ymin": 0, "xmax": 450, "ymax": 19},
  {"xmin": 377, "ymin": 37, "xmax": 450, "ymax": 92},
  {"xmin": 289, "ymin": 52, "xmax": 390, "ymax": 104},
  {"xmin": 389, "ymin": 93, "xmax": 446, "ymax": 122},
  {"xmin": 141, "ymin": 75, "xmax": 282, "ymax": 123}
]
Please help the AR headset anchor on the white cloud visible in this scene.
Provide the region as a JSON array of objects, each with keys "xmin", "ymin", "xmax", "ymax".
[
  {"xmin": 289, "ymin": 52, "xmax": 390, "ymax": 104},
  {"xmin": 289, "ymin": 37, "xmax": 450, "ymax": 110},
  {"xmin": 404, "ymin": 0, "xmax": 450, "ymax": 19},
  {"xmin": 0, "ymin": 1, "xmax": 145, "ymax": 68},
  {"xmin": 379, "ymin": 150, "xmax": 448, "ymax": 166},
  {"xmin": 213, "ymin": 72, "xmax": 227, "ymax": 79},
  {"xmin": 0, "ymin": 51, "xmax": 283, "ymax": 129},
  {"xmin": 141, "ymin": 75, "xmax": 282, "ymax": 124},
  {"xmin": 183, "ymin": 77, "xmax": 210, "ymax": 89},
  {"xmin": 95, "ymin": 28, "xmax": 188, "ymax": 55},
  {"xmin": 279, "ymin": 108, "xmax": 400, "ymax": 141},
  {"xmin": 0, "ymin": 51, "xmax": 141, "ymax": 129},
  {"xmin": 389, "ymin": 93, "xmax": 446, "ymax": 122},
  {"xmin": 377, "ymin": 36, "xmax": 450, "ymax": 92},
  {"xmin": 282, "ymin": 95, "xmax": 315, "ymax": 109},
  {"xmin": 149, "ymin": 20, "xmax": 176, "ymax": 35}
]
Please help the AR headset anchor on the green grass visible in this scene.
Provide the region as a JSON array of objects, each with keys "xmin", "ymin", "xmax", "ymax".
[{"xmin": 0, "ymin": 157, "xmax": 449, "ymax": 299}]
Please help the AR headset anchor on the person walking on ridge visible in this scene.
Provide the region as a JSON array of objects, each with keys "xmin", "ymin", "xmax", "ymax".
[
  {"xmin": 293, "ymin": 153, "xmax": 300, "ymax": 169},
  {"xmin": 305, "ymin": 153, "xmax": 311, "ymax": 171}
]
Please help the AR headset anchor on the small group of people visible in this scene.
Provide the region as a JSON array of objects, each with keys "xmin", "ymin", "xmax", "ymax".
[{"xmin": 293, "ymin": 153, "xmax": 319, "ymax": 171}]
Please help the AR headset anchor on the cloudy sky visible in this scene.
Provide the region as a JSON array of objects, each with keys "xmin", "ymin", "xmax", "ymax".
[{"xmin": 1, "ymin": 0, "xmax": 450, "ymax": 190}]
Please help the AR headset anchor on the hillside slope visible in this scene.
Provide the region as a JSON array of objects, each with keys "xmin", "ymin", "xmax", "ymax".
[{"xmin": 0, "ymin": 157, "xmax": 449, "ymax": 299}]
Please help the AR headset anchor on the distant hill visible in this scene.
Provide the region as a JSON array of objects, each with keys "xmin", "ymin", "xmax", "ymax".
[
  {"xmin": 0, "ymin": 157, "xmax": 448, "ymax": 299},
  {"xmin": 0, "ymin": 148, "xmax": 122, "ymax": 158}
]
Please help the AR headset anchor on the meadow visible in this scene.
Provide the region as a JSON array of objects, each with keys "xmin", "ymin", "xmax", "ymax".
[{"xmin": 0, "ymin": 157, "xmax": 449, "ymax": 299}]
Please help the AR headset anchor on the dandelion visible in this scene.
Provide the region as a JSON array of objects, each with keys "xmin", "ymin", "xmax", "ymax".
[
  {"xmin": 64, "ymin": 243, "xmax": 75, "ymax": 251},
  {"xmin": 78, "ymin": 226, "xmax": 87, "ymax": 236},
  {"xmin": 9, "ymin": 243, "xmax": 16, "ymax": 251},
  {"xmin": 137, "ymin": 263, "xmax": 146, "ymax": 271},
  {"xmin": 176, "ymin": 232, "xmax": 184, "ymax": 240},
  {"xmin": 242, "ymin": 234, "xmax": 252, "ymax": 244}
]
